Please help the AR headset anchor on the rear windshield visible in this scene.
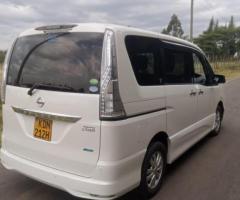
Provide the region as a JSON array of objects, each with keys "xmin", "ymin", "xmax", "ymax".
[{"xmin": 7, "ymin": 32, "xmax": 104, "ymax": 94}]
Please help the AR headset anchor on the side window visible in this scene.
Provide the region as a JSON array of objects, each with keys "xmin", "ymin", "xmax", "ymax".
[
  {"xmin": 125, "ymin": 36, "xmax": 162, "ymax": 86},
  {"xmin": 164, "ymin": 48, "xmax": 193, "ymax": 84},
  {"xmin": 204, "ymin": 57, "xmax": 215, "ymax": 79},
  {"xmin": 193, "ymin": 53, "xmax": 207, "ymax": 84}
]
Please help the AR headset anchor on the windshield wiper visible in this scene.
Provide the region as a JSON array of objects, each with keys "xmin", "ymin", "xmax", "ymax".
[{"xmin": 27, "ymin": 83, "xmax": 78, "ymax": 96}]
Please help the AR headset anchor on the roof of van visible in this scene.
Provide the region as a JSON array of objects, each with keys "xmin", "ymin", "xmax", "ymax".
[{"xmin": 19, "ymin": 23, "xmax": 202, "ymax": 53}]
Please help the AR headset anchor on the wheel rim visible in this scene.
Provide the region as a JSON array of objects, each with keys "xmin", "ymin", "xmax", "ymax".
[
  {"xmin": 214, "ymin": 109, "xmax": 221, "ymax": 132},
  {"xmin": 146, "ymin": 151, "xmax": 163, "ymax": 190}
]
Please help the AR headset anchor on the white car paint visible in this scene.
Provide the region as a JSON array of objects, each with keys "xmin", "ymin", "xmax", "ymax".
[{"xmin": 1, "ymin": 23, "xmax": 225, "ymax": 199}]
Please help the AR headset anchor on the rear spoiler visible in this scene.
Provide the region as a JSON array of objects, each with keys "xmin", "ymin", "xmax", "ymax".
[{"xmin": 35, "ymin": 24, "xmax": 77, "ymax": 33}]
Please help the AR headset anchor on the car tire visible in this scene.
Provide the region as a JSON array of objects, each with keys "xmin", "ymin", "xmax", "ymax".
[
  {"xmin": 210, "ymin": 105, "xmax": 223, "ymax": 136},
  {"xmin": 138, "ymin": 142, "xmax": 167, "ymax": 199}
]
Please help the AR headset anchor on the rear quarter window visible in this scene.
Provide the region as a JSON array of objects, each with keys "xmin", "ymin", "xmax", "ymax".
[{"xmin": 125, "ymin": 35, "xmax": 163, "ymax": 86}]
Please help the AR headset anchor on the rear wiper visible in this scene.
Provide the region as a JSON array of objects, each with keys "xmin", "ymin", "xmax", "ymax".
[
  {"xmin": 27, "ymin": 83, "xmax": 78, "ymax": 96},
  {"xmin": 16, "ymin": 32, "xmax": 69, "ymax": 85}
]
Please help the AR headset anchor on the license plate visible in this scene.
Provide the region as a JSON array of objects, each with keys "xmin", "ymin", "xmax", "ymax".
[{"xmin": 33, "ymin": 117, "xmax": 53, "ymax": 141}]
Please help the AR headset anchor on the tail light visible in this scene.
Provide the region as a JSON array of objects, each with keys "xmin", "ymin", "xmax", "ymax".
[
  {"xmin": 100, "ymin": 29, "xmax": 126, "ymax": 120},
  {"xmin": 1, "ymin": 40, "xmax": 15, "ymax": 104}
]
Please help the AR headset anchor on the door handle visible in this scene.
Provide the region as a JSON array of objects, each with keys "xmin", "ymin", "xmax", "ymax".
[
  {"xmin": 189, "ymin": 90, "xmax": 197, "ymax": 96},
  {"xmin": 198, "ymin": 90, "xmax": 204, "ymax": 95}
]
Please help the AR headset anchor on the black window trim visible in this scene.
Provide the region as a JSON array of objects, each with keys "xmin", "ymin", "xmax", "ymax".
[{"xmin": 202, "ymin": 56, "xmax": 215, "ymax": 78}]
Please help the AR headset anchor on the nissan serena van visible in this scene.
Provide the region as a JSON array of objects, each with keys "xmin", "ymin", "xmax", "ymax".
[{"xmin": 1, "ymin": 23, "xmax": 225, "ymax": 199}]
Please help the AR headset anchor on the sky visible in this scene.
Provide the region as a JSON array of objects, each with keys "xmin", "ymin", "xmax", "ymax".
[{"xmin": 0, "ymin": 0, "xmax": 239, "ymax": 50}]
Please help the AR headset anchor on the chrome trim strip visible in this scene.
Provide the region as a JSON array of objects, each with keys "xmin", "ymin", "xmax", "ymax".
[
  {"xmin": 127, "ymin": 107, "xmax": 168, "ymax": 119},
  {"xmin": 12, "ymin": 107, "xmax": 81, "ymax": 123},
  {"xmin": 102, "ymin": 107, "xmax": 170, "ymax": 121}
]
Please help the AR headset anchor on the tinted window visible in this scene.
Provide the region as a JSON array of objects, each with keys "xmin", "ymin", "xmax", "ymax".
[
  {"xmin": 193, "ymin": 53, "xmax": 207, "ymax": 84},
  {"xmin": 125, "ymin": 36, "xmax": 163, "ymax": 86},
  {"xmin": 203, "ymin": 56, "xmax": 215, "ymax": 80},
  {"xmin": 8, "ymin": 32, "xmax": 104, "ymax": 94},
  {"xmin": 164, "ymin": 48, "xmax": 193, "ymax": 84}
]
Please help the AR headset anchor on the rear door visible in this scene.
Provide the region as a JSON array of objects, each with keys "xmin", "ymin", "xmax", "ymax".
[
  {"xmin": 3, "ymin": 32, "xmax": 104, "ymax": 177},
  {"xmin": 163, "ymin": 43, "xmax": 199, "ymax": 160},
  {"xmin": 164, "ymin": 44, "xmax": 198, "ymax": 137}
]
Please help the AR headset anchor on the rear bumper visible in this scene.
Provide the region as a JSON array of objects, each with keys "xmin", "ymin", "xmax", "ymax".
[{"xmin": 1, "ymin": 149, "xmax": 145, "ymax": 200}]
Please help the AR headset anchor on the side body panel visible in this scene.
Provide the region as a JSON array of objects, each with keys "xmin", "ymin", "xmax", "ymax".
[{"xmin": 98, "ymin": 30, "xmax": 167, "ymax": 186}]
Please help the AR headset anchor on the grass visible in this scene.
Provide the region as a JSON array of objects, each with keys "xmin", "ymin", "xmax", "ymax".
[
  {"xmin": 211, "ymin": 61, "xmax": 240, "ymax": 80},
  {"xmin": 214, "ymin": 68, "xmax": 240, "ymax": 80}
]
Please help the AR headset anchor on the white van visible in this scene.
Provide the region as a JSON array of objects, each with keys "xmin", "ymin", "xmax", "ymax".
[{"xmin": 1, "ymin": 23, "xmax": 225, "ymax": 199}]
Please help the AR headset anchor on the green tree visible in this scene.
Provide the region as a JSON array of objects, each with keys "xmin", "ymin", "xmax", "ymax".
[
  {"xmin": 194, "ymin": 16, "xmax": 240, "ymax": 57},
  {"xmin": 162, "ymin": 28, "xmax": 168, "ymax": 35},
  {"xmin": 229, "ymin": 16, "xmax": 235, "ymax": 29},
  {"xmin": 214, "ymin": 20, "xmax": 219, "ymax": 31},
  {"xmin": 206, "ymin": 17, "xmax": 215, "ymax": 33},
  {"xmin": 162, "ymin": 14, "xmax": 184, "ymax": 38}
]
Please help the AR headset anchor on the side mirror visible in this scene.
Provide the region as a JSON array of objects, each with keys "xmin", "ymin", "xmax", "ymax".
[{"xmin": 213, "ymin": 74, "xmax": 226, "ymax": 84}]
